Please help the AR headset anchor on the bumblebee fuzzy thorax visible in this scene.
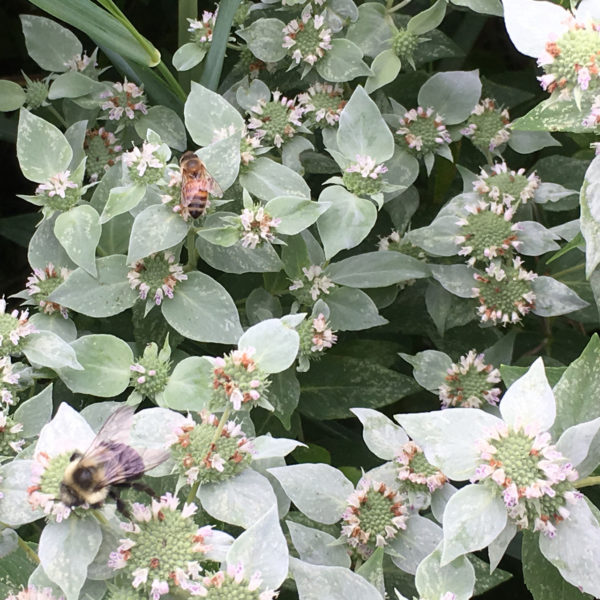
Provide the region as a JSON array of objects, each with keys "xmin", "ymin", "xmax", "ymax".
[{"xmin": 59, "ymin": 452, "xmax": 110, "ymax": 508}]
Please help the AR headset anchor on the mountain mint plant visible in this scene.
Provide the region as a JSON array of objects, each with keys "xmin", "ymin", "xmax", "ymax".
[{"xmin": 1, "ymin": 1, "xmax": 600, "ymax": 599}]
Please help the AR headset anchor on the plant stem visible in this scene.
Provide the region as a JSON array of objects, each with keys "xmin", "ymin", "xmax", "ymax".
[
  {"xmin": 184, "ymin": 227, "xmax": 199, "ymax": 272},
  {"xmin": 17, "ymin": 536, "xmax": 40, "ymax": 564},
  {"xmin": 575, "ymin": 475, "xmax": 600, "ymax": 489},
  {"xmin": 185, "ymin": 405, "xmax": 232, "ymax": 504},
  {"xmin": 388, "ymin": 0, "xmax": 411, "ymax": 13},
  {"xmin": 92, "ymin": 509, "xmax": 109, "ymax": 525},
  {"xmin": 156, "ymin": 61, "xmax": 188, "ymax": 101},
  {"xmin": 47, "ymin": 105, "xmax": 68, "ymax": 128}
]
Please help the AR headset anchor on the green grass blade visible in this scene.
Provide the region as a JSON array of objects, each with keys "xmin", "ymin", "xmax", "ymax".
[
  {"xmin": 28, "ymin": 0, "xmax": 161, "ymax": 66},
  {"xmin": 200, "ymin": 0, "xmax": 241, "ymax": 91}
]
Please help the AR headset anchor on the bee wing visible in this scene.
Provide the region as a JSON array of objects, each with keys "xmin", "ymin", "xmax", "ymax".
[
  {"xmin": 81, "ymin": 406, "xmax": 135, "ymax": 458},
  {"xmin": 198, "ymin": 163, "xmax": 223, "ymax": 198},
  {"xmin": 84, "ymin": 441, "xmax": 147, "ymax": 485},
  {"xmin": 136, "ymin": 447, "xmax": 171, "ymax": 472}
]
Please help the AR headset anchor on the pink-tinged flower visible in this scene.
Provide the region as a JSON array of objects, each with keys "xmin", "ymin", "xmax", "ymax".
[
  {"xmin": 109, "ymin": 493, "xmax": 213, "ymax": 597},
  {"xmin": 187, "ymin": 10, "xmax": 217, "ymax": 45},
  {"xmin": 310, "ymin": 313, "xmax": 337, "ymax": 352},
  {"xmin": 202, "ymin": 562, "xmax": 278, "ymax": 598},
  {"xmin": 439, "ymin": 350, "xmax": 502, "ymax": 409},
  {"xmin": 0, "ymin": 356, "xmax": 20, "ymax": 407},
  {"xmin": 127, "ymin": 252, "xmax": 187, "ymax": 306},
  {"xmin": 297, "ymin": 82, "xmax": 346, "ymax": 127},
  {"xmin": 472, "ymin": 257, "xmax": 537, "ymax": 326},
  {"xmin": 473, "ymin": 161, "xmax": 540, "ymax": 206},
  {"xmin": 471, "ymin": 422, "xmax": 581, "ymax": 537},
  {"xmin": 100, "ymin": 78, "xmax": 148, "ymax": 122},
  {"xmin": 25, "ymin": 263, "xmax": 71, "ymax": 318},
  {"xmin": 169, "ymin": 410, "xmax": 254, "ymax": 484},
  {"xmin": 0, "ymin": 412, "xmax": 25, "ymax": 454},
  {"xmin": 0, "ymin": 297, "xmax": 37, "ymax": 356},
  {"xmin": 289, "ymin": 265, "xmax": 336, "ymax": 303},
  {"xmin": 239, "ymin": 205, "xmax": 281, "ymax": 249},
  {"xmin": 84, "ymin": 127, "xmax": 123, "ymax": 181},
  {"xmin": 122, "ymin": 141, "xmax": 165, "ymax": 179},
  {"xmin": 282, "ymin": 8, "xmax": 332, "ymax": 66},
  {"xmin": 345, "ymin": 155, "xmax": 388, "ymax": 179},
  {"xmin": 396, "ymin": 440, "xmax": 448, "ymax": 492},
  {"xmin": 247, "ymin": 90, "xmax": 304, "ymax": 148},
  {"xmin": 7, "ymin": 586, "xmax": 64, "ymax": 600},
  {"xmin": 35, "ymin": 171, "xmax": 78, "ymax": 199},
  {"xmin": 212, "ymin": 348, "xmax": 270, "ymax": 412},
  {"xmin": 341, "ymin": 479, "xmax": 409, "ymax": 559},
  {"xmin": 536, "ymin": 18, "xmax": 600, "ymax": 98},
  {"xmin": 460, "ymin": 98, "xmax": 511, "ymax": 152},
  {"xmin": 64, "ymin": 53, "xmax": 95, "ymax": 72},
  {"xmin": 396, "ymin": 106, "xmax": 452, "ymax": 157},
  {"xmin": 455, "ymin": 201, "xmax": 521, "ymax": 267}
]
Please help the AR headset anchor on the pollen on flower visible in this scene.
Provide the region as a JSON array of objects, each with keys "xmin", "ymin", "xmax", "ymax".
[
  {"xmin": 455, "ymin": 201, "xmax": 521, "ymax": 267},
  {"xmin": 168, "ymin": 411, "xmax": 253, "ymax": 485},
  {"xmin": 342, "ymin": 154, "xmax": 388, "ymax": 197},
  {"xmin": 127, "ymin": 252, "xmax": 188, "ymax": 306},
  {"xmin": 122, "ymin": 141, "xmax": 165, "ymax": 184},
  {"xmin": 438, "ymin": 350, "xmax": 502, "ymax": 408},
  {"xmin": 211, "ymin": 348, "xmax": 270, "ymax": 411},
  {"xmin": 472, "ymin": 258, "xmax": 537, "ymax": 326},
  {"xmin": 246, "ymin": 90, "xmax": 304, "ymax": 148},
  {"xmin": 0, "ymin": 356, "xmax": 20, "ymax": 408},
  {"xmin": 536, "ymin": 18, "xmax": 600, "ymax": 99},
  {"xmin": 0, "ymin": 297, "xmax": 37, "ymax": 356},
  {"xmin": 282, "ymin": 7, "xmax": 332, "ymax": 67},
  {"xmin": 108, "ymin": 493, "xmax": 211, "ymax": 598},
  {"xmin": 473, "ymin": 161, "xmax": 540, "ymax": 206},
  {"xmin": 0, "ymin": 412, "xmax": 25, "ymax": 456},
  {"xmin": 35, "ymin": 171, "xmax": 79, "ymax": 211},
  {"xmin": 396, "ymin": 107, "xmax": 452, "ymax": 158},
  {"xmin": 341, "ymin": 479, "xmax": 409, "ymax": 559},
  {"xmin": 84, "ymin": 127, "xmax": 123, "ymax": 181},
  {"xmin": 297, "ymin": 82, "xmax": 346, "ymax": 128},
  {"xmin": 201, "ymin": 563, "xmax": 278, "ymax": 599},
  {"xmin": 239, "ymin": 205, "xmax": 281, "ymax": 249},
  {"xmin": 396, "ymin": 441, "xmax": 448, "ymax": 492},
  {"xmin": 100, "ymin": 78, "xmax": 148, "ymax": 124},
  {"xmin": 460, "ymin": 98, "xmax": 511, "ymax": 153},
  {"xmin": 288, "ymin": 265, "xmax": 336, "ymax": 304},
  {"xmin": 25, "ymin": 263, "xmax": 71, "ymax": 318},
  {"xmin": 472, "ymin": 423, "xmax": 582, "ymax": 537}
]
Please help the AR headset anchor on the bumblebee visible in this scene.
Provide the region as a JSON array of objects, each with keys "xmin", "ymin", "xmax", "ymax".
[{"xmin": 59, "ymin": 406, "xmax": 169, "ymax": 516}]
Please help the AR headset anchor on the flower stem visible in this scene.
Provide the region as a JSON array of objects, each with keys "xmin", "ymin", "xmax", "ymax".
[
  {"xmin": 47, "ymin": 105, "xmax": 68, "ymax": 128},
  {"xmin": 388, "ymin": 0, "xmax": 412, "ymax": 13},
  {"xmin": 185, "ymin": 405, "xmax": 232, "ymax": 504},
  {"xmin": 92, "ymin": 509, "xmax": 108, "ymax": 526},
  {"xmin": 575, "ymin": 475, "xmax": 600, "ymax": 489},
  {"xmin": 184, "ymin": 227, "xmax": 199, "ymax": 272},
  {"xmin": 156, "ymin": 60, "xmax": 188, "ymax": 101}
]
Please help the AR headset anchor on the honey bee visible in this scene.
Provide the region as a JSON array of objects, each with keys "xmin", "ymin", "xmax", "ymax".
[
  {"xmin": 179, "ymin": 151, "xmax": 222, "ymax": 219},
  {"xmin": 60, "ymin": 406, "xmax": 169, "ymax": 516}
]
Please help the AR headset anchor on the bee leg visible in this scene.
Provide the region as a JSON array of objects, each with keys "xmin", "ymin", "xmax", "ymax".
[
  {"xmin": 130, "ymin": 481, "xmax": 158, "ymax": 499},
  {"xmin": 109, "ymin": 488, "xmax": 130, "ymax": 519}
]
